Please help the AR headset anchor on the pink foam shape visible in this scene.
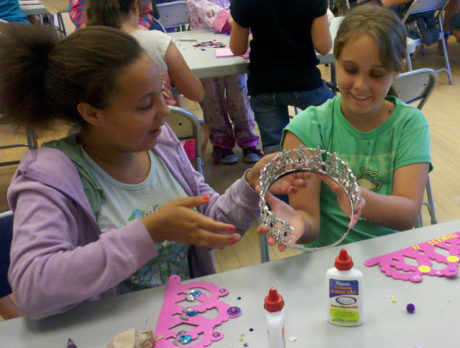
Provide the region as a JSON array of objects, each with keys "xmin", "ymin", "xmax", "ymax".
[
  {"xmin": 154, "ymin": 275, "xmax": 237, "ymax": 347},
  {"xmin": 215, "ymin": 48, "xmax": 235, "ymax": 58},
  {"xmin": 364, "ymin": 232, "xmax": 460, "ymax": 282}
]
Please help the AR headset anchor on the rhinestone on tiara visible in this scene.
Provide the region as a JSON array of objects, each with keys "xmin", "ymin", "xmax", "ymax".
[{"xmin": 259, "ymin": 146, "xmax": 360, "ymax": 252}]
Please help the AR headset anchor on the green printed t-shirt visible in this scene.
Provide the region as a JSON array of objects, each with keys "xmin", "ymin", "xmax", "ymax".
[{"xmin": 282, "ymin": 95, "xmax": 432, "ymax": 247}]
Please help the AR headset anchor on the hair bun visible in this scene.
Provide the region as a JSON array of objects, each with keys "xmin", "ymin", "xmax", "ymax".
[{"xmin": 0, "ymin": 24, "xmax": 61, "ymax": 127}]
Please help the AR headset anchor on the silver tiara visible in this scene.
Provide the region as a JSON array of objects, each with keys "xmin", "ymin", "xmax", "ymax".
[{"xmin": 259, "ymin": 146, "xmax": 360, "ymax": 252}]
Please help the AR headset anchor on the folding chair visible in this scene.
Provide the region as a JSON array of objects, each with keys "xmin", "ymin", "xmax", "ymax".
[
  {"xmin": 165, "ymin": 106, "xmax": 203, "ymax": 174},
  {"xmin": 0, "ymin": 115, "xmax": 38, "ymax": 167},
  {"xmin": 401, "ymin": 0, "xmax": 453, "ymax": 84},
  {"xmin": 0, "ymin": 210, "xmax": 23, "ymax": 320},
  {"xmin": 391, "ymin": 68, "xmax": 438, "ymax": 227},
  {"xmin": 0, "ymin": 211, "xmax": 13, "ymax": 299},
  {"xmin": 157, "ymin": 1, "xmax": 189, "ymax": 31}
]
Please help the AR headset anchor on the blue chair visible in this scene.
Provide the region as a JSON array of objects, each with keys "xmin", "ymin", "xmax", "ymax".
[
  {"xmin": 149, "ymin": 18, "xmax": 166, "ymax": 32},
  {"xmin": 0, "ymin": 211, "xmax": 13, "ymax": 298}
]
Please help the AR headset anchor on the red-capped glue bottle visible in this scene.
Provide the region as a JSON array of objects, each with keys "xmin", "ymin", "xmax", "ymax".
[
  {"xmin": 264, "ymin": 288, "xmax": 286, "ymax": 348},
  {"xmin": 326, "ymin": 248, "xmax": 363, "ymax": 326}
]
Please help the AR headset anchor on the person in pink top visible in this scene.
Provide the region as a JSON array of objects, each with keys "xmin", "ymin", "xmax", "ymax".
[{"xmin": 187, "ymin": 0, "xmax": 262, "ymax": 165}]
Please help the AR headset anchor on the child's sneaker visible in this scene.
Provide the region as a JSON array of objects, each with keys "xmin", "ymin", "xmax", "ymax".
[
  {"xmin": 213, "ymin": 146, "xmax": 238, "ymax": 165},
  {"xmin": 242, "ymin": 147, "xmax": 263, "ymax": 163}
]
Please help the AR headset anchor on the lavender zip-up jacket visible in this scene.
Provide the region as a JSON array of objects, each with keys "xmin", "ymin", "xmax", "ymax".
[{"xmin": 7, "ymin": 125, "xmax": 260, "ymax": 319}]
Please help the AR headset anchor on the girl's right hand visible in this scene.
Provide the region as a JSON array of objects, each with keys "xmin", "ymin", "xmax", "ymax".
[{"xmin": 141, "ymin": 196, "xmax": 241, "ymax": 249}]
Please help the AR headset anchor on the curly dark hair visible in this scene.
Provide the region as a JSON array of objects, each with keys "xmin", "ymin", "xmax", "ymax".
[{"xmin": 0, "ymin": 24, "xmax": 143, "ymax": 129}]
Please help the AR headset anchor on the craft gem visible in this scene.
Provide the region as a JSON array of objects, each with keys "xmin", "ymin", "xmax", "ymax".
[
  {"xmin": 406, "ymin": 303, "xmax": 416, "ymax": 313},
  {"xmin": 418, "ymin": 265, "xmax": 431, "ymax": 273},
  {"xmin": 179, "ymin": 334, "xmax": 192, "ymax": 343},
  {"xmin": 447, "ymin": 256, "xmax": 459, "ymax": 262},
  {"xmin": 191, "ymin": 290, "xmax": 201, "ymax": 297},
  {"xmin": 227, "ymin": 306, "xmax": 241, "ymax": 317}
]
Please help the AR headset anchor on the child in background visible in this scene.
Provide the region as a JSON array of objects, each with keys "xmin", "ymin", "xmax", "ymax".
[
  {"xmin": 187, "ymin": 0, "xmax": 262, "ymax": 165},
  {"xmin": 70, "ymin": 0, "xmax": 179, "ymax": 106},
  {"xmin": 69, "ymin": 0, "xmax": 154, "ymax": 29},
  {"xmin": 261, "ymin": 5, "xmax": 432, "ymax": 250},
  {"xmin": 230, "ymin": 0, "xmax": 335, "ymax": 154},
  {"xmin": 0, "ymin": 25, "xmax": 306, "ymax": 319},
  {"xmin": 87, "ymin": 0, "xmax": 204, "ymax": 104}
]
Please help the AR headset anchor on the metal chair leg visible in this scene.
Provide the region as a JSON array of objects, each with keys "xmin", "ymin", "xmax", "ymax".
[
  {"xmin": 439, "ymin": 35, "xmax": 453, "ymax": 84},
  {"xmin": 406, "ymin": 53, "xmax": 413, "ymax": 71},
  {"xmin": 259, "ymin": 233, "xmax": 270, "ymax": 263}
]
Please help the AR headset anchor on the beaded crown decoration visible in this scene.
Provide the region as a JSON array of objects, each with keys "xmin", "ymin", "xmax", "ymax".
[{"xmin": 259, "ymin": 146, "xmax": 360, "ymax": 252}]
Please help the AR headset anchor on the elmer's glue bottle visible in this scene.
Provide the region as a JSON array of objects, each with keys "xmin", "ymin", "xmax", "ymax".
[
  {"xmin": 264, "ymin": 287, "xmax": 286, "ymax": 348},
  {"xmin": 326, "ymin": 248, "xmax": 363, "ymax": 326}
]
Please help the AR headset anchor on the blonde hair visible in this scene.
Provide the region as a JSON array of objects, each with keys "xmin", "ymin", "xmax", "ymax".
[{"xmin": 333, "ymin": 4, "xmax": 407, "ymax": 72}]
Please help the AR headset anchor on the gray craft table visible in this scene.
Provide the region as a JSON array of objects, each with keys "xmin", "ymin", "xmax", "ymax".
[
  {"xmin": 1, "ymin": 219, "xmax": 459, "ymax": 347},
  {"xmin": 169, "ymin": 18, "xmax": 415, "ymax": 82}
]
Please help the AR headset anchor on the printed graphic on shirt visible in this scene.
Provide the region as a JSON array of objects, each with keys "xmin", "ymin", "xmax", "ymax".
[
  {"xmin": 120, "ymin": 204, "xmax": 190, "ymax": 293},
  {"xmin": 356, "ymin": 168, "xmax": 382, "ymax": 192}
]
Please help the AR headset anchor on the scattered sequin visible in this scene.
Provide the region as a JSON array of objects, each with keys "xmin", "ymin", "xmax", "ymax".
[
  {"xmin": 227, "ymin": 306, "xmax": 241, "ymax": 317},
  {"xmin": 406, "ymin": 303, "xmax": 416, "ymax": 313},
  {"xmin": 244, "ymin": 343, "xmax": 249, "ymax": 347},
  {"xmin": 193, "ymin": 40, "xmax": 226, "ymax": 48},
  {"xmin": 391, "ymin": 296, "xmax": 396, "ymax": 303},
  {"xmin": 288, "ymin": 336, "xmax": 298, "ymax": 342},
  {"xmin": 249, "ymin": 328, "xmax": 254, "ymax": 332},
  {"xmin": 237, "ymin": 296, "xmax": 242, "ymax": 300}
]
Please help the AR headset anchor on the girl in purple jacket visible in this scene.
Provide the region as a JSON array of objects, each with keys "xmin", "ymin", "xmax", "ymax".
[{"xmin": 0, "ymin": 24, "xmax": 307, "ymax": 319}]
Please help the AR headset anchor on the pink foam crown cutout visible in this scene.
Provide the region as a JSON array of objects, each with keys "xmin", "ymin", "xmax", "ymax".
[
  {"xmin": 364, "ymin": 232, "xmax": 460, "ymax": 282},
  {"xmin": 154, "ymin": 275, "xmax": 241, "ymax": 347}
]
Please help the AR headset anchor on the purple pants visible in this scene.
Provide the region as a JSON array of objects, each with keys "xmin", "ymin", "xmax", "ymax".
[{"xmin": 201, "ymin": 74, "xmax": 259, "ymax": 150}]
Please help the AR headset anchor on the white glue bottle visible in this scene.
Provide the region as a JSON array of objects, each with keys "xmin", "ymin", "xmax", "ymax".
[
  {"xmin": 264, "ymin": 287, "xmax": 286, "ymax": 348},
  {"xmin": 326, "ymin": 248, "xmax": 363, "ymax": 326}
]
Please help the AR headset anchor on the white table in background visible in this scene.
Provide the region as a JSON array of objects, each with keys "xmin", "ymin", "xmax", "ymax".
[
  {"xmin": 169, "ymin": 17, "xmax": 415, "ymax": 82},
  {"xmin": 1, "ymin": 219, "xmax": 460, "ymax": 347},
  {"xmin": 19, "ymin": 1, "xmax": 48, "ymax": 16},
  {"xmin": 168, "ymin": 17, "xmax": 342, "ymax": 80}
]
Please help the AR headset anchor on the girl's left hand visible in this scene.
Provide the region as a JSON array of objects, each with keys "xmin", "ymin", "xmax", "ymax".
[
  {"xmin": 317, "ymin": 173, "xmax": 365, "ymax": 228},
  {"xmin": 256, "ymin": 191, "xmax": 307, "ymax": 251},
  {"xmin": 246, "ymin": 152, "xmax": 310, "ymax": 194}
]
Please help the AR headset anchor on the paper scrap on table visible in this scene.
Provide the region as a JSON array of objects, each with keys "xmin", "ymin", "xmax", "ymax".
[
  {"xmin": 216, "ymin": 48, "xmax": 250, "ymax": 59},
  {"xmin": 107, "ymin": 329, "xmax": 161, "ymax": 348},
  {"xmin": 216, "ymin": 48, "xmax": 235, "ymax": 58}
]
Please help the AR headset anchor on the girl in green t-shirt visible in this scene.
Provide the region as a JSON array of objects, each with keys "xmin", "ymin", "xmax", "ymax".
[{"xmin": 260, "ymin": 5, "xmax": 431, "ymax": 250}]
